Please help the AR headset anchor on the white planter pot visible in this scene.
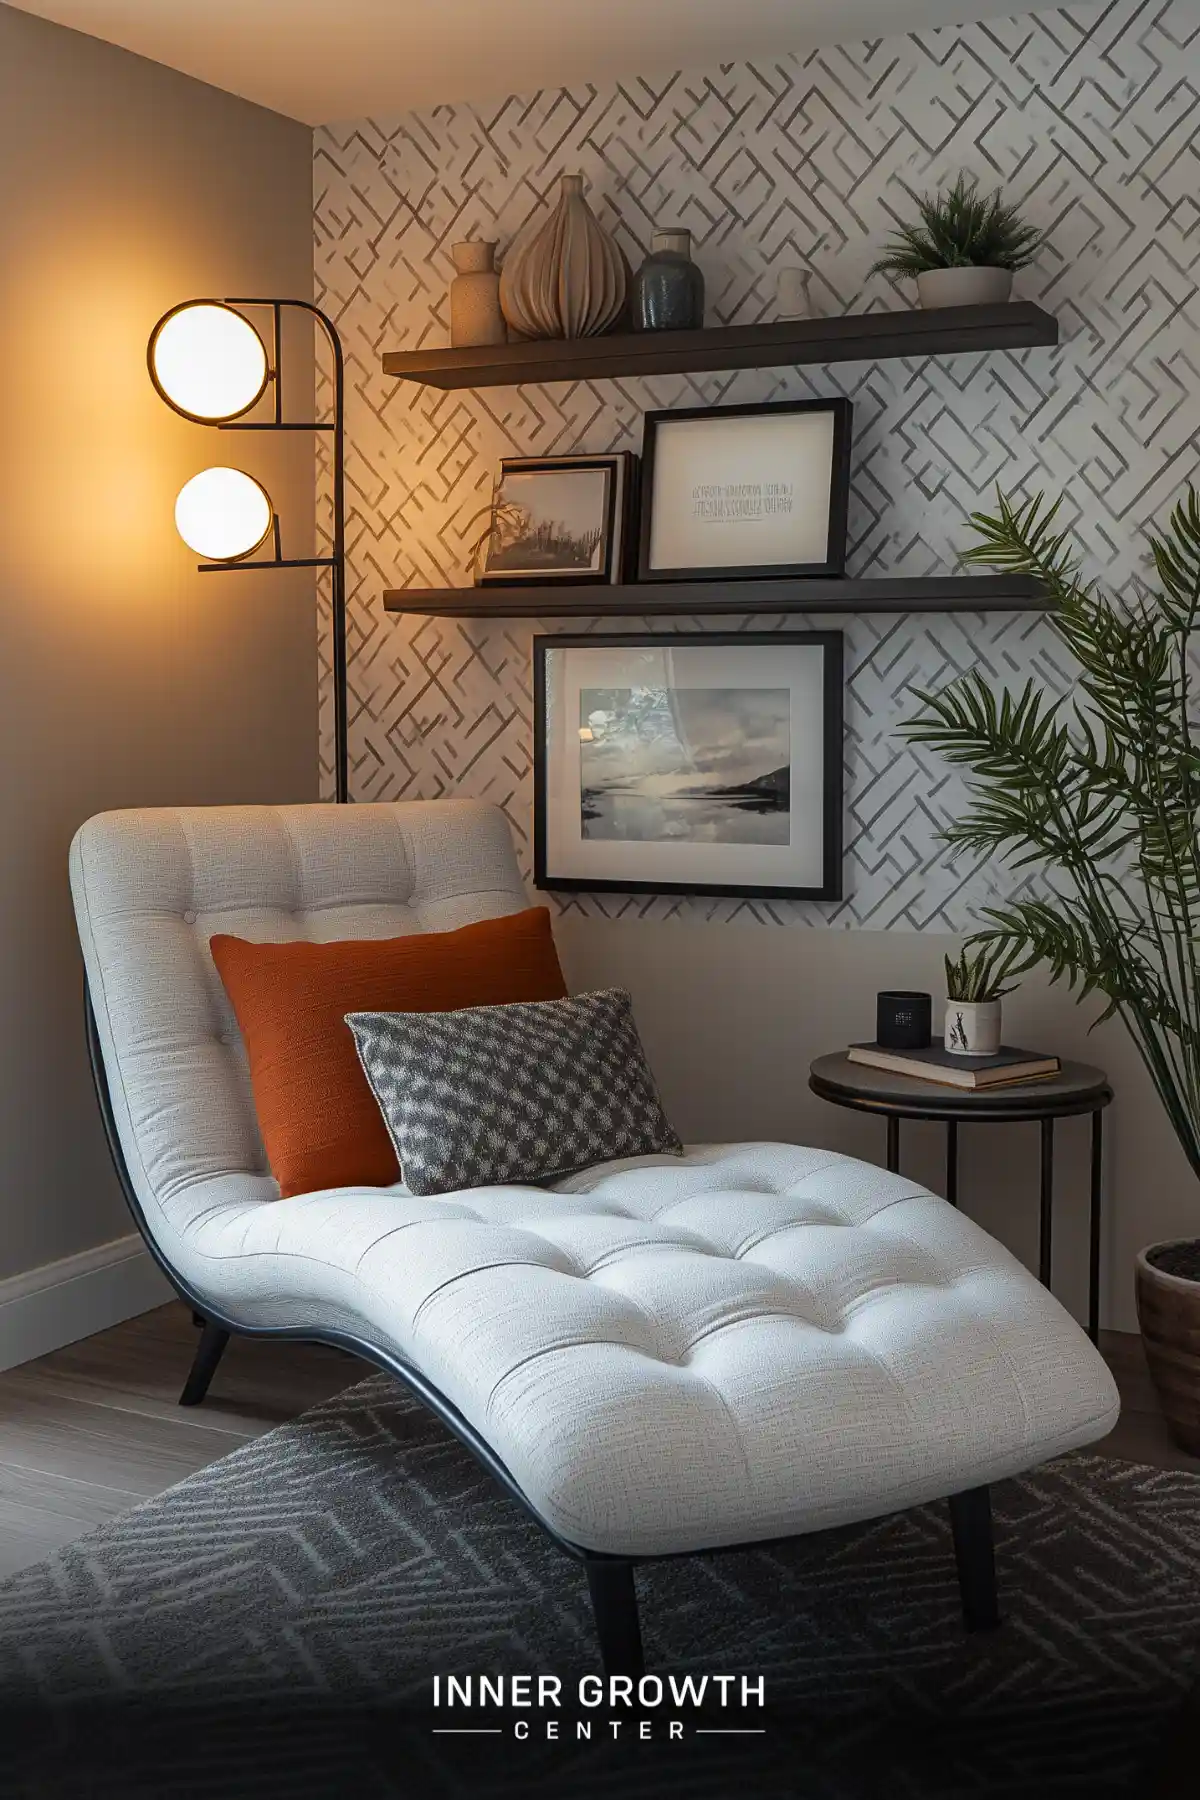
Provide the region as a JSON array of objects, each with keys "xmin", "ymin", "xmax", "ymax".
[
  {"xmin": 944, "ymin": 998, "xmax": 1002, "ymax": 1056},
  {"xmin": 916, "ymin": 266, "xmax": 1013, "ymax": 309}
]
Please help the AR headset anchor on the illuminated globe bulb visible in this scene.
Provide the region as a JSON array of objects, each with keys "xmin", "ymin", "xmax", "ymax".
[
  {"xmin": 175, "ymin": 468, "xmax": 273, "ymax": 562},
  {"xmin": 149, "ymin": 302, "xmax": 269, "ymax": 422}
]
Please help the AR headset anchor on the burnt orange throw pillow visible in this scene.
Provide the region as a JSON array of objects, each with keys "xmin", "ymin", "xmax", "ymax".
[{"xmin": 210, "ymin": 908, "xmax": 567, "ymax": 1198}]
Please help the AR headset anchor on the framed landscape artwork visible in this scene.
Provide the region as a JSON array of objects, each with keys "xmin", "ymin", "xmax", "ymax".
[
  {"xmin": 637, "ymin": 398, "xmax": 853, "ymax": 582},
  {"xmin": 478, "ymin": 454, "xmax": 636, "ymax": 585},
  {"xmin": 534, "ymin": 633, "xmax": 844, "ymax": 900}
]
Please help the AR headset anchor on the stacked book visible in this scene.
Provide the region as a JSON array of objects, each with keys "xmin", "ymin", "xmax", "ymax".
[{"xmin": 847, "ymin": 1043, "xmax": 1060, "ymax": 1090}]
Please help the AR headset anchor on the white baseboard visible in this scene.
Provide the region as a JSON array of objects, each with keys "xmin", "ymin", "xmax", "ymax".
[{"xmin": 0, "ymin": 1234, "xmax": 173, "ymax": 1372}]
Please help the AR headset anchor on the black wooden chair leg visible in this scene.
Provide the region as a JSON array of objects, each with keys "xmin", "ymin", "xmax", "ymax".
[
  {"xmin": 948, "ymin": 1485, "xmax": 1000, "ymax": 1631},
  {"xmin": 585, "ymin": 1560, "xmax": 644, "ymax": 1676},
  {"xmin": 179, "ymin": 1320, "xmax": 231, "ymax": 1407}
]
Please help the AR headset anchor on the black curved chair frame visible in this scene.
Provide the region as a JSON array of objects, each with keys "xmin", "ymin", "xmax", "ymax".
[{"xmin": 85, "ymin": 989, "xmax": 999, "ymax": 1674}]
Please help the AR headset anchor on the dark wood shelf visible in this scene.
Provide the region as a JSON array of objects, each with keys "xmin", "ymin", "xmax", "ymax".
[
  {"xmin": 383, "ymin": 574, "xmax": 1046, "ymax": 619},
  {"xmin": 381, "ymin": 303, "xmax": 1058, "ymax": 390}
]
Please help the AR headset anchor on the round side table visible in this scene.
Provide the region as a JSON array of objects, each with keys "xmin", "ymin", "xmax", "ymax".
[{"xmin": 808, "ymin": 1053, "xmax": 1112, "ymax": 1343}]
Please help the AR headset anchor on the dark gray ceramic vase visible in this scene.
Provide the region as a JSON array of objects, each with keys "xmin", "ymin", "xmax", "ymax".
[{"xmin": 632, "ymin": 229, "xmax": 704, "ymax": 332}]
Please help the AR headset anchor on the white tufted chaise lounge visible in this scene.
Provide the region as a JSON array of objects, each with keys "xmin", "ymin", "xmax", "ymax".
[{"xmin": 71, "ymin": 799, "xmax": 1120, "ymax": 1673}]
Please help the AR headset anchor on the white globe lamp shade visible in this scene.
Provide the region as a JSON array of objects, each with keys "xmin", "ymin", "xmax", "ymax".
[
  {"xmin": 175, "ymin": 468, "xmax": 273, "ymax": 563},
  {"xmin": 149, "ymin": 302, "xmax": 269, "ymax": 423}
]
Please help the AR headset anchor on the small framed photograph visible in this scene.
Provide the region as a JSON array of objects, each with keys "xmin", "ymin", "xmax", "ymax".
[
  {"xmin": 534, "ymin": 632, "xmax": 843, "ymax": 900},
  {"xmin": 478, "ymin": 453, "xmax": 636, "ymax": 586},
  {"xmin": 637, "ymin": 398, "xmax": 852, "ymax": 582}
]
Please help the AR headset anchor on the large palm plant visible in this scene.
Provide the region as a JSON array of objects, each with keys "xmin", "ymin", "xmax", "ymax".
[{"xmin": 903, "ymin": 487, "xmax": 1200, "ymax": 1182}]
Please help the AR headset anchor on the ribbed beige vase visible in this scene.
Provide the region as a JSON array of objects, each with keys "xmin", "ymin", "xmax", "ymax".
[{"xmin": 499, "ymin": 173, "xmax": 628, "ymax": 340}]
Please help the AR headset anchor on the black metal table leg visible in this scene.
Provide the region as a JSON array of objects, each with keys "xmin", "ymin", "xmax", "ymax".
[
  {"xmin": 1038, "ymin": 1117, "xmax": 1054, "ymax": 1290},
  {"xmin": 886, "ymin": 1115, "xmax": 900, "ymax": 1173},
  {"xmin": 945, "ymin": 1120, "xmax": 959, "ymax": 1207},
  {"xmin": 1088, "ymin": 1109, "xmax": 1103, "ymax": 1344}
]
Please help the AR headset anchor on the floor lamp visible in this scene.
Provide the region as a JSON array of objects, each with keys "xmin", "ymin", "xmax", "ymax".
[{"xmin": 147, "ymin": 299, "xmax": 349, "ymax": 803}]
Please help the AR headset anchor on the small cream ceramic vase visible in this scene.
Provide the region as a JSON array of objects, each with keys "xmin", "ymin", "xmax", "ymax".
[
  {"xmin": 449, "ymin": 241, "xmax": 506, "ymax": 348},
  {"xmin": 944, "ymin": 998, "xmax": 1002, "ymax": 1056},
  {"xmin": 499, "ymin": 173, "xmax": 628, "ymax": 341},
  {"xmin": 776, "ymin": 266, "xmax": 813, "ymax": 319}
]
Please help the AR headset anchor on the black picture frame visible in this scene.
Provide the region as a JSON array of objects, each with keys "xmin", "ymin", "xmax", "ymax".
[
  {"xmin": 479, "ymin": 454, "xmax": 636, "ymax": 587},
  {"xmin": 533, "ymin": 631, "xmax": 844, "ymax": 900},
  {"xmin": 636, "ymin": 398, "xmax": 853, "ymax": 583}
]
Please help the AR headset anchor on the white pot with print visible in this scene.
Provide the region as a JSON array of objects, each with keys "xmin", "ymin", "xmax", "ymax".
[{"xmin": 944, "ymin": 998, "xmax": 1002, "ymax": 1056}]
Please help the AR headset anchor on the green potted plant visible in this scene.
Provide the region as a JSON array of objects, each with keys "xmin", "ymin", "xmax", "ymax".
[
  {"xmin": 871, "ymin": 172, "xmax": 1045, "ymax": 309},
  {"xmin": 903, "ymin": 484, "xmax": 1200, "ymax": 1450},
  {"xmin": 943, "ymin": 940, "xmax": 1025, "ymax": 1055}
]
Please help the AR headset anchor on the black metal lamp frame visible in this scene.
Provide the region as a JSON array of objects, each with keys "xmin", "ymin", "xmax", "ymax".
[
  {"xmin": 85, "ymin": 983, "xmax": 1002, "ymax": 1677},
  {"xmin": 149, "ymin": 297, "xmax": 349, "ymax": 803}
]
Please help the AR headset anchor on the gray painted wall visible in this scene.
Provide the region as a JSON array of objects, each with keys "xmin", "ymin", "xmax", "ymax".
[
  {"xmin": 315, "ymin": 0, "xmax": 1200, "ymax": 1330},
  {"xmin": 0, "ymin": 4, "xmax": 318, "ymax": 1283}
]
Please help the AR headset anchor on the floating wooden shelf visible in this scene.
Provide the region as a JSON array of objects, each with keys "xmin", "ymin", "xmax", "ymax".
[
  {"xmin": 381, "ymin": 303, "xmax": 1058, "ymax": 390},
  {"xmin": 383, "ymin": 574, "xmax": 1046, "ymax": 619}
]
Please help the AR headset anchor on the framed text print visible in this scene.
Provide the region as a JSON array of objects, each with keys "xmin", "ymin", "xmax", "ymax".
[
  {"xmin": 637, "ymin": 398, "xmax": 852, "ymax": 581},
  {"xmin": 534, "ymin": 632, "xmax": 844, "ymax": 900}
]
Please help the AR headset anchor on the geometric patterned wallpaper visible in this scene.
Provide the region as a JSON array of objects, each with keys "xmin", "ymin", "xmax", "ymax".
[{"xmin": 314, "ymin": 0, "xmax": 1200, "ymax": 930}]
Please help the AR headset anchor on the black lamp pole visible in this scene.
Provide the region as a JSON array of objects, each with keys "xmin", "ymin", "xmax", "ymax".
[{"xmin": 186, "ymin": 297, "xmax": 349, "ymax": 804}]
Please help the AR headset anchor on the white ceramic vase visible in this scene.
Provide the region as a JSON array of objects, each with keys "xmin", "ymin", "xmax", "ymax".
[
  {"xmin": 499, "ymin": 173, "xmax": 628, "ymax": 340},
  {"xmin": 944, "ymin": 998, "xmax": 1002, "ymax": 1056},
  {"xmin": 916, "ymin": 266, "xmax": 1013, "ymax": 308},
  {"xmin": 776, "ymin": 266, "xmax": 813, "ymax": 320}
]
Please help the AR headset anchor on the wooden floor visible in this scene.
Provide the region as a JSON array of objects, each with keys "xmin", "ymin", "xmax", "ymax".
[
  {"xmin": 0, "ymin": 1303, "xmax": 1195, "ymax": 1581},
  {"xmin": 0, "ymin": 1304, "xmax": 355, "ymax": 1580}
]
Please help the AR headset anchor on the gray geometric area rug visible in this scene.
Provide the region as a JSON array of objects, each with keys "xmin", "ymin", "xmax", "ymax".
[{"xmin": 0, "ymin": 1373, "xmax": 1196, "ymax": 1800}]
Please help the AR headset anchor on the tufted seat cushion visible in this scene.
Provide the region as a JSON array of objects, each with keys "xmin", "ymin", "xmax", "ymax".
[{"xmin": 71, "ymin": 801, "xmax": 1120, "ymax": 1557}]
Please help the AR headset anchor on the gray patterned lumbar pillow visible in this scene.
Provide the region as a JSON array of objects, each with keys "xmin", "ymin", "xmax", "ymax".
[{"xmin": 346, "ymin": 987, "xmax": 682, "ymax": 1197}]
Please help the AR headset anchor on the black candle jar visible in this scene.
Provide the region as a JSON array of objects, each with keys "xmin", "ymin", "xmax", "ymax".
[{"xmin": 876, "ymin": 991, "xmax": 932, "ymax": 1050}]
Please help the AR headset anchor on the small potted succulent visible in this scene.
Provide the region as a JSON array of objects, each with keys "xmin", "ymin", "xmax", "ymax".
[
  {"xmin": 871, "ymin": 172, "xmax": 1044, "ymax": 309},
  {"xmin": 943, "ymin": 939, "xmax": 1026, "ymax": 1055}
]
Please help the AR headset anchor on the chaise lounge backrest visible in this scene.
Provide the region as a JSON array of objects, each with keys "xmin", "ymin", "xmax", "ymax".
[{"xmin": 70, "ymin": 801, "xmax": 531, "ymax": 1281}]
